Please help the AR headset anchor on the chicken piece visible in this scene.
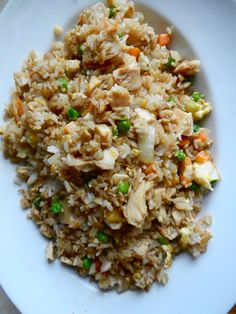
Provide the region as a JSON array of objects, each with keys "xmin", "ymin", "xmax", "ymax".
[
  {"xmin": 88, "ymin": 76, "xmax": 102, "ymax": 94},
  {"xmin": 45, "ymin": 241, "xmax": 54, "ymax": 261},
  {"xmin": 63, "ymin": 121, "xmax": 77, "ymax": 134},
  {"xmin": 174, "ymin": 60, "xmax": 200, "ymax": 76},
  {"xmin": 94, "ymin": 147, "xmax": 119, "ymax": 170},
  {"xmin": 124, "ymin": 181, "xmax": 154, "ymax": 228},
  {"xmin": 58, "ymin": 206, "xmax": 74, "ymax": 225},
  {"xmin": 132, "ymin": 239, "xmax": 150, "ymax": 258},
  {"xmin": 95, "ymin": 124, "xmax": 112, "ymax": 146},
  {"xmin": 64, "ymin": 60, "xmax": 80, "ymax": 75},
  {"xmin": 62, "ymin": 155, "xmax": 94, "ymax": 172},
  {"xmin": 193, "ymin": 160, "xmax": 220, "ymax": 190},
  {"xmin": 108, "ymin": 84, "xmax": 131, "ymax": 107},
  {"xmin": 171, "ymin": 108, "xmax": 193, "ymax": 136},
  {"xmin": 14, "ymin": 72, "xmax": 30, "ymax": 88},
  {"xmin": 113, "ymin": 66, "xmax": 142, "ymax": 91},
  {"xmin": 70, "ymin": 92, "xmax": 87, "ymax": 107},
  {"xmin": 49, "ymin": 93, "xmax": 69, "ymax": 114},
  {"xmin": 172, "ymin": 197, "xmax": 193, "ymax": 211}
]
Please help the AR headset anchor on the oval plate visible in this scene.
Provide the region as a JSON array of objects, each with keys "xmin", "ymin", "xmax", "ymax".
[{"xmin": 0, "ymin": 0, "xmax": 236, "ymax": 313}]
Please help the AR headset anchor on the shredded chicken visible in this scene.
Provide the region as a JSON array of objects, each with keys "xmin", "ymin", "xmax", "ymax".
[
  {"xmin": 170, "ymin": 108, "xmax": 193, "ymax": 136},
  {"xmin": 174, "ymin": 60, "xmax": 200, "ymax": 76},
  {"xmin": 132, "ymin": 239, "xmax": 150, "ymax": 258},
  {"xmin": 94, "ymin": 147, "xmax": 119, "ymax": 170},
  {"xmin": 95, "ymin": 124, "xmax": 112, "ymax": 146},
  {"xmin": 124, "ymin": 181, "xmax": 154, "ymax": 228},
  {"xmin": 108, "ymin": 84, "xmax": 131, "ymax": 107},
  {"xmin": 45, "ymin": 241, "xmax": 54, "ymax": 261},
  {"xmin": 63, "ymin": 156, "xmax": 95, "ymax": 172},
  {"xmin": 113, "ymin": 66, "xmax": 142, "ymax": 91}
]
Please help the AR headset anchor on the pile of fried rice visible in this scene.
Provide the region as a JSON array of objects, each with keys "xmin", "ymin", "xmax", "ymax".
[{"xmin": 1, "ymin": 0, "xmax": 220, "ymax": 291}]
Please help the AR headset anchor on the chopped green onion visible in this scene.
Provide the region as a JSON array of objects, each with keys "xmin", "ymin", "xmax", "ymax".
[
  {"xmin": 78, "ymin": 44, "xmax": 84, "ymax": 58},
  {"xmin": 112, "ymin": 126, "xmax": 118, "ymax": 136},
  {"xmin": 185, "ymin": 76, "xmax": 194, "ymax": 84},
  {"xmin": 193, "ymin": 123, "xmax": 200, "ymax": 133},
  {"xmin": 190, "ymin": 182, "xmax": 200, "ymax": 192},
  {"xmin": 167, "ymin": 96, "xmax": 175, "ymax": 102},
  {"xmin": 58, "ymin": 78, "xmax": 68, "ymax": 93},
  {"xmin": 176, "ymin": 150, "xmax": 186, "ymax": 161},
  {"xmin": 109, "ymin": 5, "xmax": 117, "ymax": 18},
  {"xmin": 117, "ymin": 181, "xmax": 129, "ymax": 194},
  {"xmin": 192, "ymin": 91, "xmax": 204, "ymax": 102},
  {"xmin": 82, "ymin": 256, "xmax": 92, "ymax": 270},
  {"xmin": 166, "ymin": 57, "xmax": 175, "ymax": 68},
  {"xmin": 96, "ymin": 231, "xmax": 109, "ymax": 243},
  {"xmin": 210, "ymin": 180, "xmax": 218, "ymax": 187},
  {"xmin": 157, "ymin": 236, "xmax": 169, "ymax": 245},
  {"xmin": 117, "ymin": 119, "xmax": 131, "ymax": 134},
  {"xmin": 67, "ymin": 107, "xmax": 81, "ymax": 120},
  {"xmin": 117, "ymin": 31, "xmax": 122, "ymax": 38},
  {"xmin": 51, "ymin": 199, "xmax": 63, "ymax": 214},
  {"xmin": 33, "ymin": 197, "xmax": 42, "ymax": 210}
]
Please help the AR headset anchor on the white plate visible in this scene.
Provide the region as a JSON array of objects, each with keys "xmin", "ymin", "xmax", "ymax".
[{"xmin": 0, "ymin": 0, "xmax": 236, "ymax": 313}]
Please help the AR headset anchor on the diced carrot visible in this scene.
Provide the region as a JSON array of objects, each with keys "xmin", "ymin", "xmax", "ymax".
[
  {"xmin": 197, "ymin": 132, "xmax": 207, "ymax": 142},
  {"xmin": 178, "ymin": 156, "xmax": 192, "ymax": 175},
  {"xmin": 179, "ymin": 175, "xmax": 192, "ymax": 187},
  {"xmin": 144, "ymin": 163, "xmax": 156, "ymax": 175},
  {"xmin": 129, "ymin": 47, "xmax": 141, "ymax": 60},
  {"xmin": 179, "ymin": 137, "xmax": 190, "ymax": 148},
  {"xmin": 94, "ymin": 258, "xmax": 102, "ymax": 272},
  {"xmin": 16, "ymin": 98, "xmax": 24, "ymax": 116},
  {"xmin": 63, "ymin": 127, "xmax": 70, "ymax": 134},
  {"xmin": 157, "ymin": 33, "xmax": 171, "ymax": 46},
  {"xmin": 183, "ymin": 156, "xmax": 192, "ymax": 167},
  {"xmin": 195, "ymin": 150, "xmax": 211, "ymax": 163}
]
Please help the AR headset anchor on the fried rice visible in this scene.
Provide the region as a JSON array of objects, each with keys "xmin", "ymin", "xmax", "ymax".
[{"xmin": 1, "ymin": 0, "xmax": 220, "ymax": 291}]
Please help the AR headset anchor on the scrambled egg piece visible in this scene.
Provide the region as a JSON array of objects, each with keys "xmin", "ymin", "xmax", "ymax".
[
  {"xmin": 179, "ymin": 227, "xmax": 192, "ymax": 247},
  {"xmin": 185, "ymin": 99, "xmax": 212, "ymax": 121},
  {"xmin": 162, "ymin": 244, "xmax": 173, "ymax": 269}
]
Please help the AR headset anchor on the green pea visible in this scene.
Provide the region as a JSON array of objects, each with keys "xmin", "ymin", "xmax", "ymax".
[
  {"xmin": 67, "ymin": 107, "xmax": 81, "ymax": 120},
  {"xmin": 176, "ymin": 150, "xmax": 186, "ymax": 161},
  {"xmin": 33, "ymin": 197, "xmax": 42, "ymax": 210},
  {"xmin": 157, "ymin": 236, "xmax": 169, "ymax": 245},
  {"xmin": 117, "ymin": 119, "xmax": 131, "ymax": 134},
  {"xmin": 82, "ymin": 256, "xmax": 92, "ymax": 270},
  {"xmin": 96, "ymin": 231, "xmax": 109, "ymax": 243},
  {"xmin": 58, "ymin": 78, "xmax": 68, "ymax": 93},
  {"xmin": 192, "ymin": 91, "xmax": 204, "ymax": 102},
  {"xmin": 51, "ymin": 200, "xmax": 63, "ymax": 214},
  {"xmin": 193, "ymin": 124, "xmax": 200, "ymax": 133},
  {"xmin": 117, "ymin": 181, "xmax": 129, "ymax": 194}
]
